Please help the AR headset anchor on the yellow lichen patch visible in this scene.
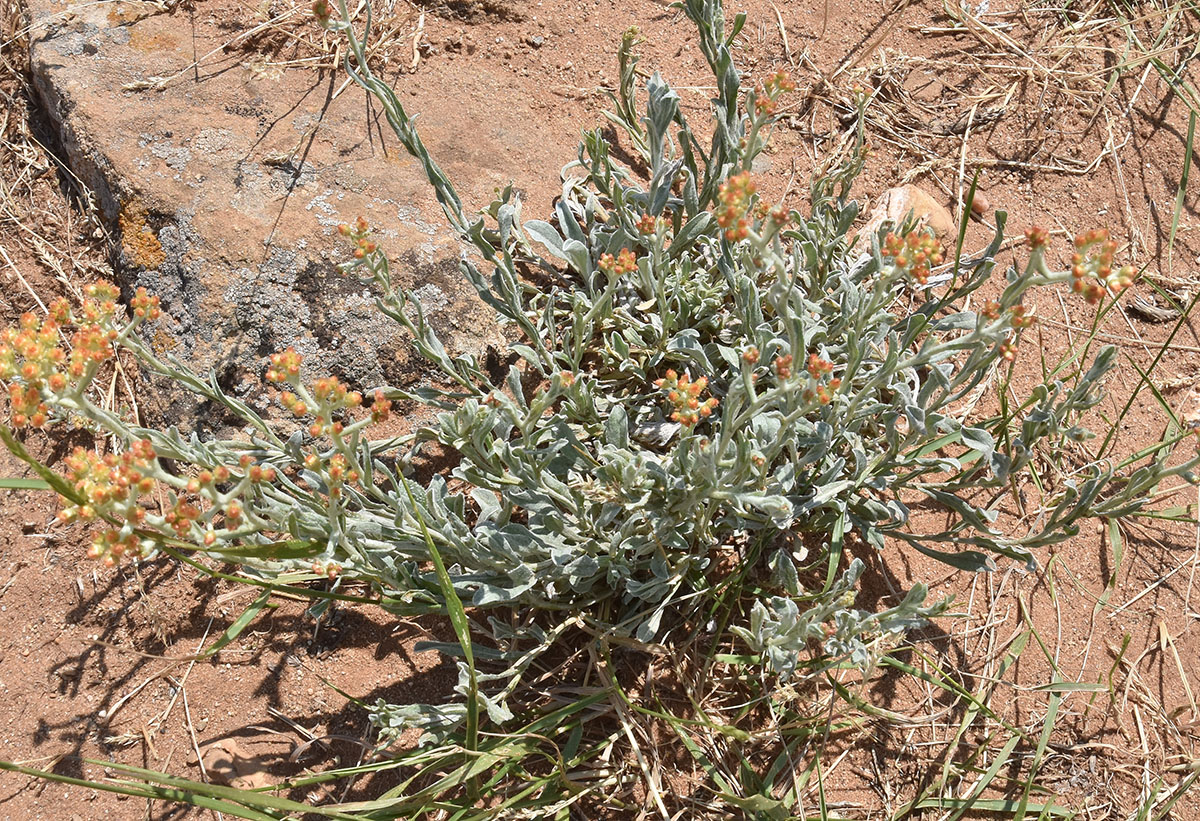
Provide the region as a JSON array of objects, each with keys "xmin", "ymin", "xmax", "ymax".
[
  {"xmin": 119, "ymin": 203, "xmax": 166, "ymax": 270},
  {"xmin": 128, "ymin": 27, "xmax": 180, "ymax": 53},
  {"xmin": 106, "ymin": 3, "xmax": 149, "ymax": 26},
  {"xmin": 153, "ymin": 328, "xmax": 178, "ymax": 352}
]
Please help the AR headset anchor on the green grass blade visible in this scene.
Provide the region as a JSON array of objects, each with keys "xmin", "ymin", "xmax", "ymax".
[
  {"xmin": 937, "ymin": 630, "xmax": 1030, "ymax": 791},
  {"xmin": 944, "ymin": 733, "xmax": 1022, "ymax": 821},
  {"xmin": 1097, "ymin": 285, "xmax": 1200, "ymax": 460},
  {"xmin": 910, "ymin": 796, "xmax": 1073, "ymax": 817},
  {"xmin": 0, "ymin": 425, "xmax": 85, "ymax": 504},
  {"xmin": 0, "ymin": 760, "xmax": 278, "ymax": 820},
  {"xmin": 951, "ymin": 171, "xmax": 980, "ymax": 286},
  {"xmin": 401, "ymin": 476, "xmax": 480, "ymax": 757},
  {"xmin": 1029, "ymin": 681, "xmax": 1106, "ymax": 693},
  {"xmin": 0, "ymin": 477, "xmax": 52, "ymax": 490},
  {"xmin": 1167, "ymin": 110, "xmax": 1195, "ymax": 273},
  {"xmin": 1153, "ymin": 769, "xmax": 1200, "ymax": 821},
  {"xmin": 1015, "ymin": 683, "xmax": 1065, "ymax": 818},
  {"xmin": 199, "ymin": 590, "xmax": 271, "ymax": 659}
]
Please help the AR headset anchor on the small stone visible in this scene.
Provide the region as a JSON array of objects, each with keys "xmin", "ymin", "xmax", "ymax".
[
  {"xmin": 968, "ymin": 191, "xmax": 990, "ymax": 215},
  {"xmin": 859, "ymin": 184, "xmax": 956, "ymax": 240},
  {"xmin": 526, "ymin": 34, "xmax": 544, "ymax": 48}
]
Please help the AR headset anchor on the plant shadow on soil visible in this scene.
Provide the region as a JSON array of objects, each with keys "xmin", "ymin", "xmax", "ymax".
[{"xmin": 9, "ymin": 545, "xmax": 461, "ymax": 804}]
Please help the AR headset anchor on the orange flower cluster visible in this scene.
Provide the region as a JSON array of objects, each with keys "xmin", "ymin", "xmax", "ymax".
[
  {"xmin": 1070, "ymin": 229, "xmax": 1136, "ymax": 304},
  {"xmin": 7, "ymin": 383, "xmax": 48, "ymax": 428},
  {"xmin": 1025, "ymin": 226, "xmax": 1049, "ymax": 250},
  {"xmin": 635, "ymin": 213, "xmax": 658, "ymax": 236},
  {"xmin": 978, "ymin": 302, "xmax": 1033, "ymax": 362},
  {"xmin": 768, "ymin": 71, "xmax": 798, "ymax": 93},
  {"xmin": 67, "ymin": 284, "xmax": 144, "ymax": 379},
  {"xmin": 88, "ymin": 531, "xmax": 142, "ymax": 566},
  {"xmin": 235, "ymin": 454, "xmax": 273, "ymax": 482},
  {"xmin": 1009, "ymin": 304, "xmax": 1036, "ymax": 330},
  {"xmin": 754, "ymin": 94, "xmax": 777, "ymax": 117},
  {"xmin": 268, "ymin": 350, "xmax": 385, "ymax": 441},
  {"xmin": 753, "ymin": 70, "xmax": 797, "ymax": 116},
  {"xmin": 0, "ymin": 283, "xmax": 158, "ymax": 428},
  {"xmin": 654, "ymin": 369, "xmax": 719, "ymax": 427},
  {"xmin": 884, "ymin": 230, "xmax": 944, "ymax": 286},
  {"xmin": 60, "ymin": 439, "xmax": 157, "ymax": 518},
  {"xmin": 186, "ymin": 464, "xmax": 231, "ymax": 493},
  {"xmin": 266, "ymin": 347, "xmax": 303, "ymax": 384},
  {"xmin": 0, "ymin": 313, "xmax": 62, "ymax": 383},
  {"xmin": 716, "ymin": 172, "xmax": 756, "ymax": 242},
  {"xmin": 979, "ymin": 300, "xmax": 1035, "ymax": 336},
  {"xmin": 280, "ymin": 391, "xmax": 309, "ymax": 417},
  {"xmin": 68, "ymin": 322, "xmax": 119, "ymax": 378},
  {"xmin": 599, "ymin": 248, "xmax": 638, "ymax": 276},
  {"xmin": 0, "ymin": 313, "xmax": 60, "ymax": 428},
  {"xmin": 370, "ymin": 389, "xmax": 392, "ymax": 424},
  {"xmin": 753, "ymin": 201, "xmax": 790, "ymax": 227},
  {"xmin": 79, "ymin": 282, "xmax": 121, "ymax": 320},
  {"xmin": 812, "ymin": 380, "xmax": 841, "ymax": 405},
  {"xmin": 129, "ymin": 287, "xmax": 162, "ymax": 321},
  {"xmin": 803, "ymin": 354, "xmax": 840, "ymax": 405},
  {"xmin": 163, "ymin": 498, "xmax": 202, "ymax": 540},
  {"xmin": 325, "ymin": 453, "xmax": 360, "ymax": 499},
  {"xmin": 338, "ymin": 216, "xmax": 377, "ymax": 260},
  {"xmin": 58, "ymin": 439, "xmax": 158, "ymax": 565},
  {"xmin": 309, "ymin": 376, "xmax": 363, "ymax": 436},
  {"xmin": 183, "ymin": 456, "xmax": 276, "ymax": 495},
  {"xmin": 806, "ymin": 354, "xmax": 833, "ymax": 379},
  {"xmin": 311, "ymin": 561, "xmax": 342, "ymax": 579},
  {"xmin": 774, "ymin": 354, "xmax": 792, "ymax": 380}
]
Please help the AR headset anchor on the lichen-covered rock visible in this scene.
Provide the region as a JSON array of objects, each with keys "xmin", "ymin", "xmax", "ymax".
[{"xmin": 24, "ymin": 0, "xmax": 563, "ymax": 426}]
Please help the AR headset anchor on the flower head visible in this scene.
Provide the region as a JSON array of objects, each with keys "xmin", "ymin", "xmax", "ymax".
[
  {"xmin": 884, "ymin": 230, "xmax": 944, "ymax": 286},
  {"xmin": 313, "ymin": 0, "xmax": 334, "ymax": 27},
  {"xmin": 716, "ymin": 172, "xmax": 757, "ymax": 242},
  {"xmin": 774, "ymin": 354, "xmax": 792, "ymax": 380},
  {"xmin": 1070, "ymin": 229, "xmax": 1136, "ymax": 304},
  {"xmin": 1025, "ymin": 226, "xmax": 1049, "ymax": 250},
  {"xmin": 129, "ymin": 287, "xmax": 162, "ymax": 321},
  {"xmin": 614, "ymin": 248, "xmax": 638, "ymax": 276},
  {"xmin": 656, "ymin": 369, "xmax": 719, "ymax": 427},
  {"xmin": 1009, "ymin": 304, "xmax": 1036, "ymax": 330},
  {"xmin": 370, "ymin": 389, "xmax": 392, "ymax": 424},
  {"xmin": 266, "ymin": 348, "xmax": 303, "ymax": 384},
  {"xmin": 806, "ymin": 354, "xmax": 833, "ymax": 379},
  {"xmin": 753, "ymin": 70, "xmax": 796, "ymax": 116}
]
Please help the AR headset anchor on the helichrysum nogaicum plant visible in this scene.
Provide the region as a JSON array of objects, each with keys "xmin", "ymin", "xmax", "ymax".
[{"xmin": 4, "ymin": 0, "xmax": 1197, "ymax": 744}]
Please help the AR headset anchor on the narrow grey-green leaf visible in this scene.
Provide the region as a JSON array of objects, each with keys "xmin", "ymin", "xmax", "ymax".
[{"xmin": 523, "ymin": 219, "xmax": 566, "ymax": 259}]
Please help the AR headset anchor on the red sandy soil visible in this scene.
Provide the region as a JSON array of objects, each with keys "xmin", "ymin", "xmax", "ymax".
[{"xmin": 2, "ymin": 0, "xmax": 1199, "ymax": 817}]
